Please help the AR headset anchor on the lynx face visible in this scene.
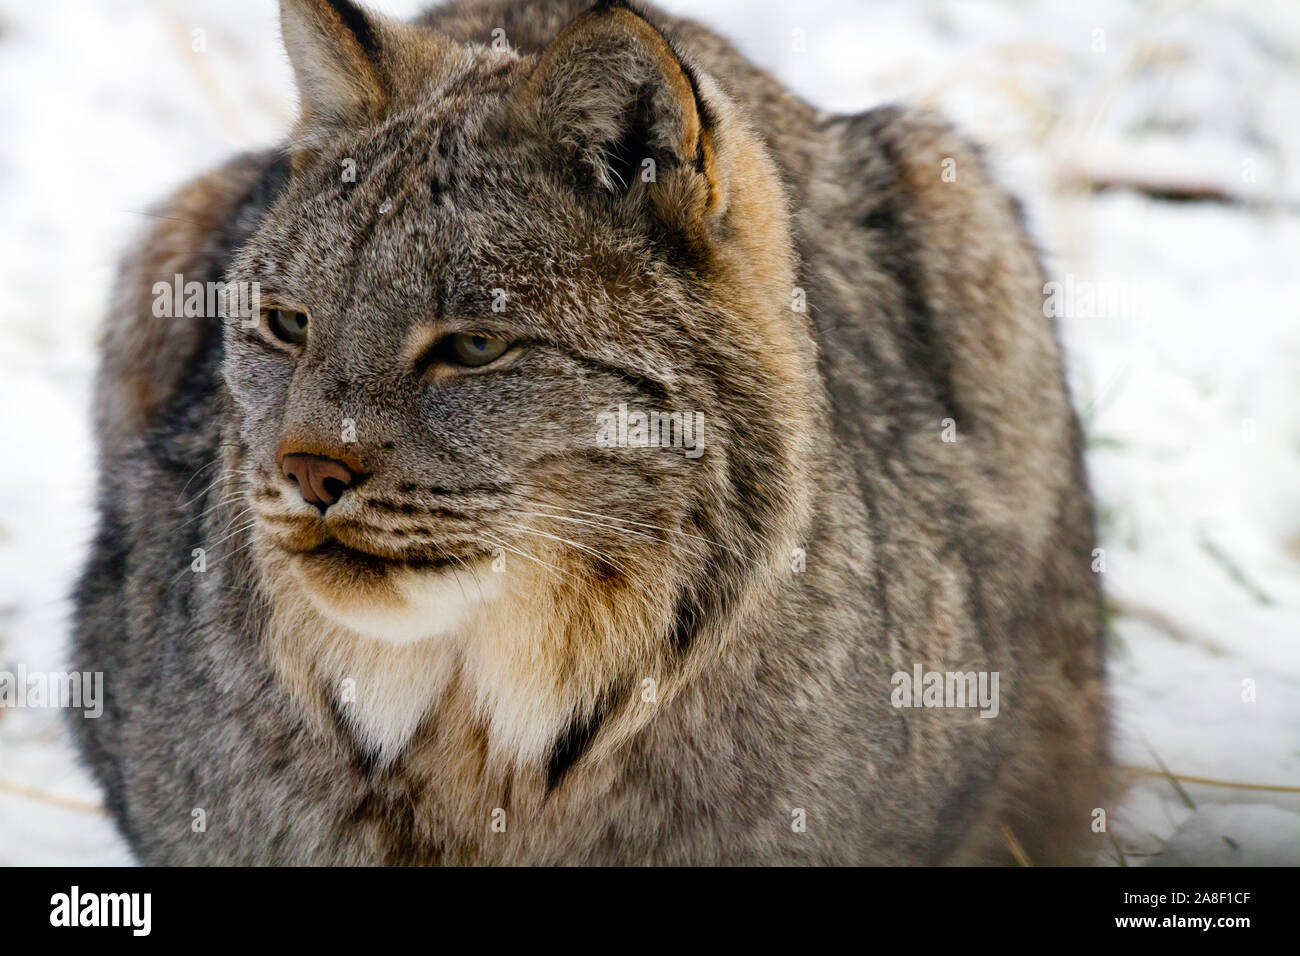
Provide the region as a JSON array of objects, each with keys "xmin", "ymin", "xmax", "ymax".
[{"xmin": 221, "ymin": 2, "xmax": 817, "ymax": 648}]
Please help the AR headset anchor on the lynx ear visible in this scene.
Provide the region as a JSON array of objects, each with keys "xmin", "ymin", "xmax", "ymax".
[
  {"xmin": 280, "ymin": 0, "xmax": 390, "ymax": 134},
  {"xmin": 280, "ymin": 0, "xmax": 459, "ymax": 161},
  {"xmin": 518, "ymin": 2, "xmax": 722, "ymax": 228}
]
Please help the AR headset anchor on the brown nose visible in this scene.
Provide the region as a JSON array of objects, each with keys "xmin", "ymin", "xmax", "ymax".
[{"xmin": 280, "ymin": 453, "xmax": 356, "ymax": 509}]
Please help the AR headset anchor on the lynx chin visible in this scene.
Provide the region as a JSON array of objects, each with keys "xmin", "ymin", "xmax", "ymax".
[{"xmin": 71, "ymin": 0, "xmax": 1109, "ymax": 865}]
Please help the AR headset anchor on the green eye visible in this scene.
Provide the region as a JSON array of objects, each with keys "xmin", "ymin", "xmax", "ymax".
[
  {"xmin": 267, "ymin": 308, "xmax": 309, "ymax": 346},
  {"xmin": 447, "ymin": 333, "xmax": 511, "ymax": 367}
]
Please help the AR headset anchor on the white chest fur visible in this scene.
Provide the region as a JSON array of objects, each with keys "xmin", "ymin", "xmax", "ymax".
[{"xmin": 266, "ymin": 558, "xmax": 571, "ymax": 768}]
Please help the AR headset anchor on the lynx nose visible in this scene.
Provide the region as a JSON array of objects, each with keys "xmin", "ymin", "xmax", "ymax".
[{"xmin": 280, "ymin": 453, "xmax": 356, "ymax": 510}]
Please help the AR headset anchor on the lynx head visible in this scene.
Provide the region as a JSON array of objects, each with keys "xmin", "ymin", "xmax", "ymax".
[{"xmin": 222, "ymin": 0, "xmax": 819, "ymax": 756}]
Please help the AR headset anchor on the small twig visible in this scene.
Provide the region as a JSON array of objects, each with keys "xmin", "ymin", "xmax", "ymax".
[
  {"xmin": 1109, "ymin": 831, "xmax": 1128, "ymax": 867},
  {"xmin": 1119, "ymin": 765, "xmax": 1300, "ymax": 794},
  {"xmin": 1144, "ymin": 743, "xmax": 1197, "ymax": 810},
  {"xmin": 1107, "ymin": 597, "xmax": 1227, "ymax": 658},
  {"xmin": 1062, "ymin": 166, "xmax": 1300, "ymax": 214},
  {"xmin": 1000, "ymin": 825, "xmax": 1033, "ymax": 867},
  {"xmin": 0, "ymin": 777, "xmax": 105, "ymax": 814},
  {"xmin": 1199, "ymin": 535, "xmax": 1275, "ymax": 607}
]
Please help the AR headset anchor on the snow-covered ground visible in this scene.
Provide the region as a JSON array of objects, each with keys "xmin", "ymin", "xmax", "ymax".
[{"xmin": 0, "ymin": 0, "xmax": 1296, "ymax": 865}]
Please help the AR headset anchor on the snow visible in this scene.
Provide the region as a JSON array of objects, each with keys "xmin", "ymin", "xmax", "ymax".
[
  {"xmin": 0, "ymin": 0, "xmax": 1296, "ymax": 865},
  {"xmin": 1153, "ymin": 805, "xmax": 1300, "ymax": 867}
]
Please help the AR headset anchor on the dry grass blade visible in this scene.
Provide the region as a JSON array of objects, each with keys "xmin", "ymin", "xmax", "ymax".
[
  {"xmin": 1000, "ymin": 825, "xmax": 1033, "ymax": 867},
  {"xmin": 0, "ymin": 777, "xmax": 104, "ymax": 814},
  {"xmin": 1143, "ymin": 744, "xmax": 1197, "ymax": 810},
  {"xmin": 1119, "ymin": 764, "xmax": 1300, "ymax": 794}
]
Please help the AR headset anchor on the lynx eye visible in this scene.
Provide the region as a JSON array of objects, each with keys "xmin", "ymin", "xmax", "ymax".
[
  {"xmin": 446, "ymin": 333, "xmax": 511, "ymax": 367},
  {"xmin": 266, "ymin": 308, "xmax": 309, "ymax": 346}
]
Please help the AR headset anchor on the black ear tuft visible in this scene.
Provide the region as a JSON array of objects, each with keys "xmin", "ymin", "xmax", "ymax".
[
  {"xmin": 280, "ymin": 0, "xmax": 389, "ymax": 135},
  {"xmin": 322, "ymin": 0, "xmax": 381, "ymax": 56}
]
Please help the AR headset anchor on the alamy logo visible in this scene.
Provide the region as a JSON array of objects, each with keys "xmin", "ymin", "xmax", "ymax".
[
  {"xmin": 1041, "ymin": 273, "xmax": 1153, "ymax": 319},
  {"xmin": 50, "ymin": 886, "xmax": 151, "ymax": 936},
  {"xmin": 595, "ymin": 403, "xmax": 704, "ymax": 459},
  {"xmin": 152, "ymin": 273, "xmax": 260, "ymax": 325},
  {"xmin": 0, "ymin": 665, "xmax": 103, "ymax": 718},
  {"xmin": 890, "ymin": 665, "xmax": 999, "ymax": 718}
]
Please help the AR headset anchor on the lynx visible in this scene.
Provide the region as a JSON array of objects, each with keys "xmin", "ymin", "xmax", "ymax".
[{"xmin": 71, "ymin": 0, "xmax": 1109, "ymax": 864}]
